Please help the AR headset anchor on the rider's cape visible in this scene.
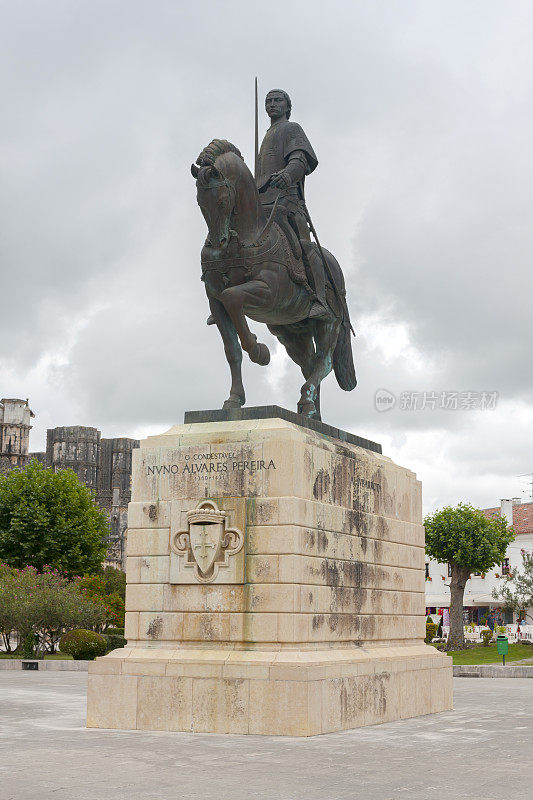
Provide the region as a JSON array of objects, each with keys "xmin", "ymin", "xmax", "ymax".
[{"xmin": 256, "ymin": 120, "xmax": 318, "ymax": 205}]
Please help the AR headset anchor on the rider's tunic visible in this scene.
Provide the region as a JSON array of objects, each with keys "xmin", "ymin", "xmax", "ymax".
[{"xmin": 256, "ymin": 120, "xmax": 318, "ymax": 240}]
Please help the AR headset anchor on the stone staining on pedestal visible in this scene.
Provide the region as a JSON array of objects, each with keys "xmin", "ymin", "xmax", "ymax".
[{"xmin": 87, "ymin": 414, "xmax": 453, "ymax": 736}]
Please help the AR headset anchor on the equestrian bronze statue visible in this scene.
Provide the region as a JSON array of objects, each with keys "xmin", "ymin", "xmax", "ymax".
[{"xmin": 191, "ymin": 89, "xmax": 356, "ymax": 420}]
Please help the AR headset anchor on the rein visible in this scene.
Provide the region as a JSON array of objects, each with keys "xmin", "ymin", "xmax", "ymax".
[
  {"xmin": 198, "ymin": 164, "xmax": 305, "ymax": 288},
  {"xmin": 200, "ymin": 170, "xmax": 283, "ymax": 275}
]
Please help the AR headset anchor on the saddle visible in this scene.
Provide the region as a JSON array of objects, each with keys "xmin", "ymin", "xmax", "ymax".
[{"xmin": 201, "ymin": 222, "xmax": 312, "ymax": 294}]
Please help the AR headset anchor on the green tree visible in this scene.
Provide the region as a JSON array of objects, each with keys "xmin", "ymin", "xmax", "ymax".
[
  {"xmin": 80, "ymin": 567, "xmax": 126, "ymax": 629},
  {"xmin": 424, "ymin": 503, "xmax": 514, "ymax": 650},
  {"xmin": 492, "ymin": 550, "xmax": 533, "ymax": 624},
  {"xmin": 0, "ymin": 461, "xmax": 109, "ymax": 577},
  {"xmin": 0, "ymin": 562, "xmax": 21, "ymax": 652},
  {"xmin": 0, "ymin": 563, "xmax": 106, "ymax": 656},
  {"xmin": 32, "ymin": 567, "xmax": 106, "ymax": 654},
  {"xmin": 100, "ymin": 565, "xmax": 126, "ymax": 599}
]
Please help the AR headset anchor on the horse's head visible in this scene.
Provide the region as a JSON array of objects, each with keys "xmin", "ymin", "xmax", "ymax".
[
  {"xmin": 192, "ymin": 139, "xmax": 258, "ymax": 249},
  {"xmin": 191, "ymin": 160, "xmax": 236, "ymax": 249}
]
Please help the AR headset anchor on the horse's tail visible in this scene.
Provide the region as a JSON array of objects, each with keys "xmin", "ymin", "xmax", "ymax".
[{"xmin": 333, "ymin": 317, "xmax": 357, "ymax": 391}]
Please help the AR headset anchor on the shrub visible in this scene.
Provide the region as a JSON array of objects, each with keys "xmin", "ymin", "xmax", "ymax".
[
  {"xmin": 0, "ymin": 563, "xmax": 106, "ymax": 657},
  {"xmin": 79, "ymin": 570, "xmax": 126, "ymax": 628},
  {"xmin": 481, "ymin": 628, "xmax": 493, "ymax": 646},
  {"xmin": 425, "ymin": 622, "xmax": 438, "ymax": 643},
  {"xmin": 106, "ymin": 627, "xmax": 124, "ymax": 636},
  {"xmin": 22, "ymin": 633, "xmax": 38, "ymax": 659},
  {"xmin": 102, "ymin": 633, "xmax": 127, "ymax": 652},
  {"xmin": 59, "ymin": 629, "xmax": 107, "ymax": 660}
]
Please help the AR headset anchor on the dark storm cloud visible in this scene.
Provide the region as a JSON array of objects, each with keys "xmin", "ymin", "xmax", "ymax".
[{"xmin": 1, "ymin": 1, "xmax": 532, "ymax": 506}]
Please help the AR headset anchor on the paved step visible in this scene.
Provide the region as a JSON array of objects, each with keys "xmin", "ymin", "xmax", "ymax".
[
  {"xmin": 454, "ymin": 664, "xmax": 533, "ymax": 677},
  {"xmin": 0, "ymin": 659, "xmax": 89, "ymax": 671}
]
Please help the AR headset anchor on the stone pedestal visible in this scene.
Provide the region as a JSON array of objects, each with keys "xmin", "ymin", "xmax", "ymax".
[{"xmin": 87, "ymin": 412, "xmax": 452, "ymax": 735}]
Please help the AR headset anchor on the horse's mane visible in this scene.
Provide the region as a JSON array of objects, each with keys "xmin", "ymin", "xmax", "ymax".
[{"xmin": 196, "ymin": 139, "xmax": 243, "ymax": 167}]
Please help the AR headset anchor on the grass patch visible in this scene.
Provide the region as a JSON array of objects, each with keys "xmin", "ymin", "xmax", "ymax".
[
  {"xmin": 44, "ymin": 651, "xmax": 73, "ymax": 660},
  {"xmin": 0, "ymin": 651, "xmax": 73, "ymax": 660},
  {"xmin": 435, "ymin": 643, "xmax": 533, "ymax": 665}
]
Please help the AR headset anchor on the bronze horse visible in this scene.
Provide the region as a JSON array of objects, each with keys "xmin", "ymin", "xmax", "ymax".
[{"xmin": 191, "ymin": 139, "xmax": 356, "ymax": 420}]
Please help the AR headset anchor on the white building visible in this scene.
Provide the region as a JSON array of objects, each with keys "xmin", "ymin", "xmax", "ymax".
[
  {"xmin": 0, "ymin": 398, "xmax": 34, "ymax": 472},
  {"xmin": 425, "ymin": 498, "xmax": 533, "ymax": 627}
]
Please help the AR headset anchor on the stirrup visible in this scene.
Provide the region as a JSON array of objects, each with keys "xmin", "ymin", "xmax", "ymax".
[{"xmin": 308, "ymin": 301, "xmax": 333, "ymax": 321}]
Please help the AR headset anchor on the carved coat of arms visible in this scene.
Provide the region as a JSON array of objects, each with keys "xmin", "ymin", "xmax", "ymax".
[{"xmin": 170, "ymin": 500, "xmax": 243, "ymax": 583}]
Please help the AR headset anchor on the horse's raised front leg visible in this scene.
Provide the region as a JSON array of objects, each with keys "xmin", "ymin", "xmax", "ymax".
[
  {"xmin": 298, "ymin": 319, "xmax": 341, "ymax": 417},
  {"xmin": 220, "ymin": 280, "xmax": 272, "ymax": 366},
  {"xmin": 208, "ymin": 296, "xmax": 245, "ymax": 409}
]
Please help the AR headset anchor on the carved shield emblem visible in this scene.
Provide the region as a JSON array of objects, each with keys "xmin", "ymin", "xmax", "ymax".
[
  {"xmin": 188, "ymin": 518, "xmax": 223, "ymax": 575},
  {"xmin": 171, "ymin": 500, "xmax": 244, "ymax": 583}
]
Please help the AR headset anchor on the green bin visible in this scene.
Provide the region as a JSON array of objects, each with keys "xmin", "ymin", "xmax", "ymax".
[{"xmin": 496, "ymin": 634, "xmax": 508, "ymax": 656}]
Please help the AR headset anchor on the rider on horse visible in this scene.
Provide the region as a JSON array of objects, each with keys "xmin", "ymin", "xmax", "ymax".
[
  {"xmin": 206, "ymin": 88, "xmax": 332, "ymax": 327},
  {"xmin": 257, "ymin": 89, "xmax": 332, "ymax": 321},
  {"xmin": 192, "ymin": 94, "xmax": 356, "ymax": 417}
]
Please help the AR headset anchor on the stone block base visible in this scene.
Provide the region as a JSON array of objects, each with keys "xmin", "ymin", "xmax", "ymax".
[{"xmin": 87, "ymin": 644, "xmax": 452, "ymax": 736}]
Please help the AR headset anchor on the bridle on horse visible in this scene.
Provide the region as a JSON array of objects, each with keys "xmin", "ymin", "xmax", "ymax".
[
  {"xmin": 197, "ymin": 167, "xmax": 311, "ymax": 294},
  {"xmin": 199, "ymin": 167, "xmax": 282, "ymax": 252}
]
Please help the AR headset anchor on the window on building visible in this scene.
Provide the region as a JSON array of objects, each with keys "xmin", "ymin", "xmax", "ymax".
[
  {"xmin": 502, "ymin": 558, "xmax": 510, "ymax": 575},
  {"xmin": 425, "ymin": 563, "xmax": 430, "ymax": 579},
  {"xmin": 447, "ymin": 563, "xmax": 452, "ymax": 577}
]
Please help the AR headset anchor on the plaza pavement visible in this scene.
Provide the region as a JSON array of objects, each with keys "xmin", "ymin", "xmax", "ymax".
[{"xmin": 1, "ymin": 672, "xmax": 531, "ymax": 799}]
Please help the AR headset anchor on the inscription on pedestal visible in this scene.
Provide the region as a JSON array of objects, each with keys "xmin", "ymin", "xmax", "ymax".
[{"xmin": 146, "ymin": 452, "xmax": 276, "ymax": 481}]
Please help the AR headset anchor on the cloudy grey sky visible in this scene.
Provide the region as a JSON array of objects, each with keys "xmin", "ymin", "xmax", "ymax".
[{"xmin": 2, "ymin": 0, "xmax": 532, "ymax": 511}]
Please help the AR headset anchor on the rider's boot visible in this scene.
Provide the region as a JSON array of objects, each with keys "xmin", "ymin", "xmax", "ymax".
[
  {"xmin": 207, "ymin": 315, "xmax": 215, "ymax": 325},
  {"xmin": 301, "ymin": 242, "xmax": 334, "ymax": 321}
]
